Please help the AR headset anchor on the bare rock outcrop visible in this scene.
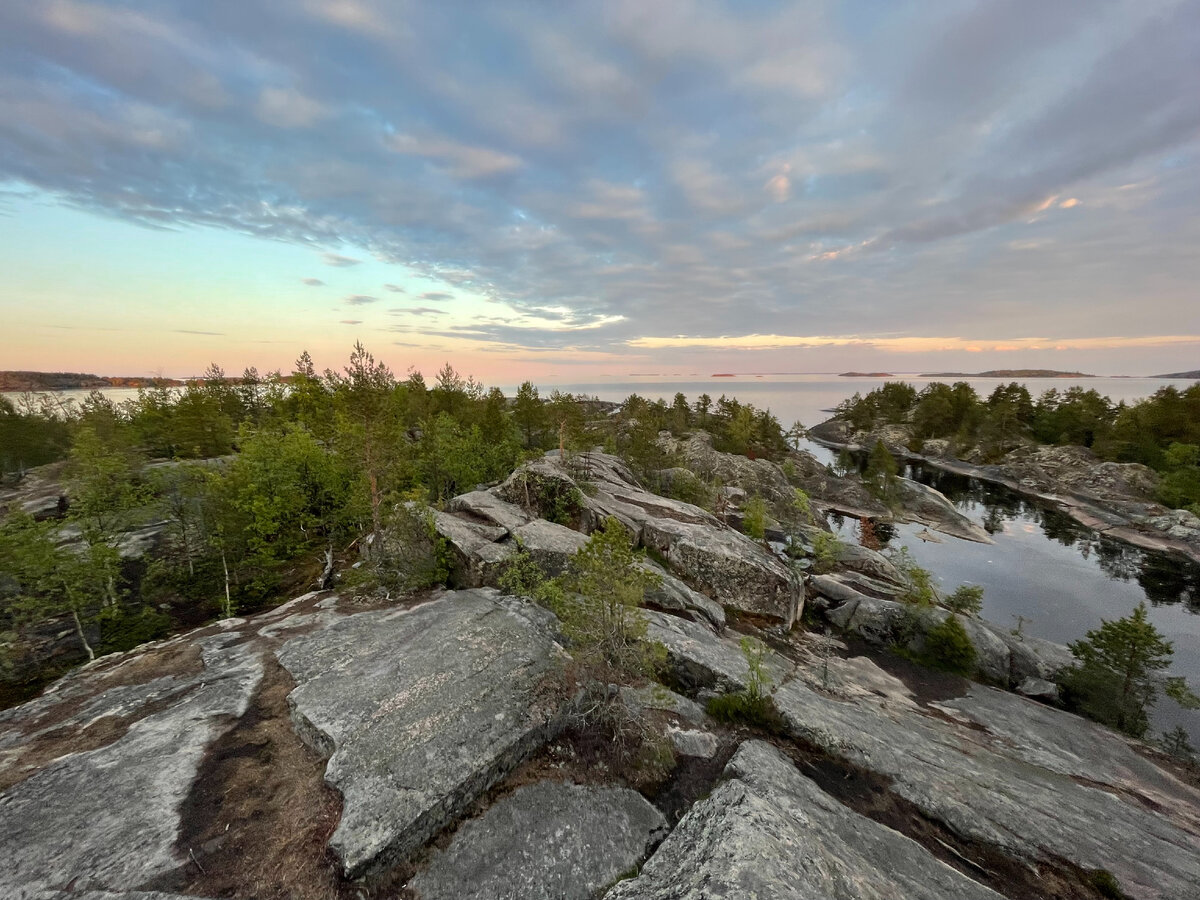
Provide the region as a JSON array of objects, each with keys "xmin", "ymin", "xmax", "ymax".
[
  {"xmin": 410, "ymin": 780, "xmax": 666, "ymax": 900},
  {"xmin": 606, "ymin": 740, "xmax": 1004, "ymax": 900},
  {"xmin": 432, "ymin": 452, "xmax": 802, "ymax": 626},
  {"xmin": 0, "ymin": 636, "xmax": 263, "ymax": 895},
  {"xmin": 276, "ymin": 589, "xmax": 570, "ymax": 879}
]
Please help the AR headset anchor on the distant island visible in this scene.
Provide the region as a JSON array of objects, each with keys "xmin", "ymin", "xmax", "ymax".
[
  {"xmin": 918, "ymin": 369, "xmax": 1095, "ymax": 378},
  {"xmin": 839, "ymin": 372, "xmax": 894, "ymax": 377},
  {"xmin": 0, "ymin": 371, "xmax": 185, "ymax": 392},
  {"xmin": 1153, "ymin": 369, "xmax": 1200, "ymax": 379},
  {"xmin": 711, "ymin": 373, "xmax": 736, "ymax": 377}
]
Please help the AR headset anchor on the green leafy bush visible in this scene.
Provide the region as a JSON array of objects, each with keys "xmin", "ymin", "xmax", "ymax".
[
  {"xmin": 556, "ymin": 517, "xmax": 663, "ymax": 679},
  {"xmin": 893, "ymin": 547, "xmax": 938, "ymax": 606}
]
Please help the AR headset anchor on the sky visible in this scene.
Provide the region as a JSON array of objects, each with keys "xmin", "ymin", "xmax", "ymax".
[{"xmin": 1, "ymin": 0, "xmax": 1198, "ymax": 381}]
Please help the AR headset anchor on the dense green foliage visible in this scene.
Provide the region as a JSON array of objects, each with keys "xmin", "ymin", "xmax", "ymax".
[
  {"xmin": 836, "ymin": 381, "xmax": 1200, "ymax": 511},
  {"xmin": 3, "ymin": 351, "xmax": 793, "ymax": 690},
  {"xmin": 0, "ymin": 396, "xmax": 71, "ymax": 476}
]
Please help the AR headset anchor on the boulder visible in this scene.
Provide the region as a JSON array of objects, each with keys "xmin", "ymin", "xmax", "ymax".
[
  {"xmin": 667, "ymin": 727, "xmax": 719, "ymax": 759},
  {"xmin": 671, "ymin": 432, "xmax": 795, "ymax": 504},
  {"xmin": 446, "ymin": 490, "xmax": 531, "ymax": 532},
  {"xmin": 823, "ymin": 593, "xmax": 1071, "ymax": 688},
  {"xmin": 509, "ymin": 520, "xmax": 590, "ymax": 576},
  {"xmin": 641, "ymin": 518, "xmax": 801, "ymax": 626},
  {"xmin": 644, "ymin": 611, "xmax": 792, "ymax": 695},
  {"xmin": 618, "ymin": 684, "xmax": 707, "ymax": 725},
  {"xmin": 1016, "ymin": 677, "xmax": 1060, "ymax": 702},
  {"xmin": 410, "ymin": 781, "xmax": 666, "ymax": 900},
  {"xmin": 277, "ymin": 589, "xmax": 570, "ymax": 878},
  {"xmin": 998, "ymin": 630, "xmax": 1075, "ymax": 683},
  {"xmin": 643, "ymin": 564, "xmax": 726, "ymax": 630},
  {"xmin": 824, "ymin": 594, "xmax": 911, "ymax": 648},
  {"xmin": 894, "ymin": 479, "xmax": 993, "ymax": 543},
  {"xmin": 606, "ymin": 740, "xmax": 1003, "ymax": 900}
]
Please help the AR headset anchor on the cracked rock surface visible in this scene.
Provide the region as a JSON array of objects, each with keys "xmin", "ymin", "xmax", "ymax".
[
  {"xmin": 276, "ymin": 588, "xmax": 570, "ymax": 878},
  {"xmin": 410, "ymin": 780, "xmax": 666, "ymax": 900},
  {"xmin": 606, "ymin": 740, "xmax": 1004, "ymax": 900}
]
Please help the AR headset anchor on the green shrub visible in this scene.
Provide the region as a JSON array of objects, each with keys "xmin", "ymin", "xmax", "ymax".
[
  {"xmin": 742, "ymin": 496, "xmax": 767, "ymax": 541},
  {"xmin": 944, "ymin": 584, "xmax": 984, "ymax": 616},
  {"xmin": 791, "ymin": 488, "xmax": 813, "ymax": 523},
  {"xmin": 557, "ymin": 517, "xmax": 663, "ymax": 679},
  {"xmin": 811, "ymin": 531, "xmax": 844, "ymax": 574},
  {"xmin": 1086, "ymin": 869, "xmax": 1126, "ymax": 899},
  {"xmin": 920, "ymin": 615, "xmax": 976, "ymax": 676},
  {"xmin": 350, "ymin": 504, "xmax": 450, "ymax": 596},
  {"xmin": 705, "ymin": 637, "xmax": 784, "ymax": 732},
  {"xmin": 893, "ymin": 547, "xmax": 938, "ymax": 606},
  {"xmin": 497, "ymin": 541, "xmax": 565, "ymax": 609},
  {"xmin": 666, "ymin": 469, "xmax": 714, "ymax": 509}
]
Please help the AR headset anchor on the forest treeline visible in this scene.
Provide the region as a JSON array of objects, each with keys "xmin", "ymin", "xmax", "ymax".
[
  {"xmin": 834, "ymin": 380, "xmax": 1200, "ymax": 512},
  {"xmin": 0, "ymin": 344, "xmax": 788, "ymax": 691}
]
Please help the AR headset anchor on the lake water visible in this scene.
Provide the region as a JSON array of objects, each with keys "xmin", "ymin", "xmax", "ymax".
[{"xmin": 10, "ymin": 373, "xmax": 1200, "ymax": 739}]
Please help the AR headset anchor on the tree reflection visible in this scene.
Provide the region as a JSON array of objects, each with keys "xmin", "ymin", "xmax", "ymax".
[{"xmin": 905, "ymin": 462, "xmax": 1200, "ymax": 614}]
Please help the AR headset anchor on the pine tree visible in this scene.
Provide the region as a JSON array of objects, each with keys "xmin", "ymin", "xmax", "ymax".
[{"xmin": 1061, "ymin": 603, "xmax": 1197, "ymax": 737}]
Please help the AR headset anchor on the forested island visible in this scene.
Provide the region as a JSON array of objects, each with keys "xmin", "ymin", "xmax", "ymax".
[
  {"xmin": 820, "ymin": 379, "xmax": 1200, "ymax": 515},
  {"xmin": 917, "ymin": 369, "xmax": 1095, "ymax": 378},
  {"xmin": 0, "ymin": 371, "xmax": 186, "ymax": 392},
  {"xmin": 1154, "ymin": 369, "xmax": 1200, "ymax": 379}
]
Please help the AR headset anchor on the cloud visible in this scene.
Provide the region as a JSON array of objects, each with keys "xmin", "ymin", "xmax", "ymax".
[
  {"xmin": 628, "ymin": 334, "xmax": 1200, "ymax": 353},
  {"xmin": 0, "ymin": 1, "xmax": 1196, "ymax": 370},
  {"xmin": 343, "ymin": 294, "xmax": 377, "ymax": 305},
  {"xmin": 301, "ymin": 277, "xmax": 325, "ymax": 286},
  {"xmin": 340, "ymin": 318, "xmax": 362, "ymax": 324},
  {"xmin": 383, "ymin": 283, "xmax": 405, "ymax": 292},
  {"xmin": 174, "ymin": 329, "xmax": 225, "ymax": 336},
  {"xmin": 388, "ymin": 306, "xmax": 446, "ymax": 316},
  {"xmin": 388, "ymin": 133, "xmax": 521, "ymax": 179},
  {"xmin": 256, "ymin": 86, "xmax": 327, "ymax": 129}
]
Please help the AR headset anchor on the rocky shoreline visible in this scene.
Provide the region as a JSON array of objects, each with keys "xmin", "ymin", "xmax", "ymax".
[{"xmin": 808, "ymin": 417, "xmax": 1200, "ymax": 566}]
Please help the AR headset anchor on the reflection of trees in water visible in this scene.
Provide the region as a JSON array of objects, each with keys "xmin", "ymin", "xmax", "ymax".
[
  {"xmin": 907, "ymin": 461, "xmax": 1200, "ymax": 614},
  {"xmin": 1039, "ymin": 507, "xmax": 1093, "ymax": 549},
  {"xmin": 1093, "ymin": 539, "xmax": 1144, "ymax": 582},
  {"xmin": 1138, "ymin": 557, "xmax": 1200, "ymax": 613}
]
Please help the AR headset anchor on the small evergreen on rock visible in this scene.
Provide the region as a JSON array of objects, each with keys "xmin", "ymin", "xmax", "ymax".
[{"xmin": 1060, "ymin": 602, "xmax": 1200, "ymax": 738}]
